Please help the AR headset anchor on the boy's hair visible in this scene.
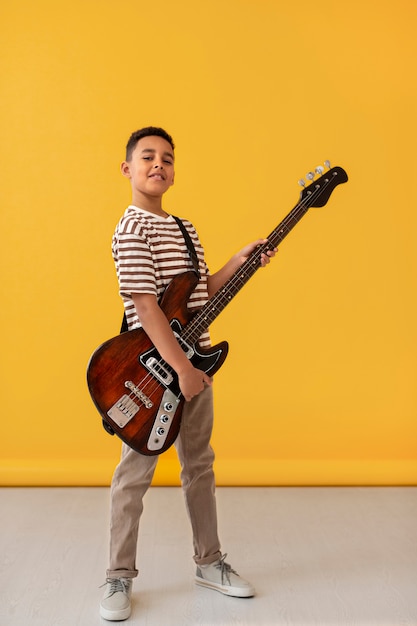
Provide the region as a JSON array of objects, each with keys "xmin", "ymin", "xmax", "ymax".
[{"xmin": 125, "ymin": 126, "xmax": 175, "ymax": 161}]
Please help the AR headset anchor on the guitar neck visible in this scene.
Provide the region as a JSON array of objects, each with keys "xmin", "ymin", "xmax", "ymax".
[
  {"xmin": 181, "ymin": 165, "xmax": 348, "ymax": 345},
  {"xmin": 181, "ymin": 200, "xmax": 310, "ymax": 346}
]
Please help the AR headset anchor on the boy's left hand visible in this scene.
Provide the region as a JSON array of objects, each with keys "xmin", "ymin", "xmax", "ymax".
[{"xmin": 238, "ymin": 239, "xmax": 277, "ymax": 267}]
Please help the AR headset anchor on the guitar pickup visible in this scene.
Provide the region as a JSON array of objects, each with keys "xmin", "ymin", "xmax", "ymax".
[{"xmin": 145, "ymin": 357, "xmax": 174, "ymax": 385}]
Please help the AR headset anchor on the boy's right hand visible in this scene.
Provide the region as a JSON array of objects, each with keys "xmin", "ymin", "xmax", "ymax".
[{"xmin": 178, "ymin": 364, "xmax": 212, "ymax": 401}]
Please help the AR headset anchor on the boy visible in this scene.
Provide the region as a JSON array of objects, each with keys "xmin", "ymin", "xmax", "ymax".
[{"xmin": 100, "ymin": 127, "xmax": 276, "ymax": 621}]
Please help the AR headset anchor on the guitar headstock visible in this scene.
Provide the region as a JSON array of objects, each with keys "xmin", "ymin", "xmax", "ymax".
[{"xmin": 298, "ymin": 161, "xmax": 348, "ymax": 208}]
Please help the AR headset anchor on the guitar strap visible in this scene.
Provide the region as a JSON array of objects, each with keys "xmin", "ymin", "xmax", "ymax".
[
  {"xmin": 120, "ymin": 215, "xmax": 200, "ymax": 333},
  {"xmin": 172, "ymin": 215, "xmax": 201, "ymax": 279}
]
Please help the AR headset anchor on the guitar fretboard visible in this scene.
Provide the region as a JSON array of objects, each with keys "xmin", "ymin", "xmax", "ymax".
[{"xmin": 182, "ymin": 204, "xmax": 310, "ymax": 345}]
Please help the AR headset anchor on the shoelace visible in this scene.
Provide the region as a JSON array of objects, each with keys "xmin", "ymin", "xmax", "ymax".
[
  {"xmin": 101, "ymin": 578, "xmax": 131, "ymax": 596},
  {"xmin": 215, "ymin": 553, "xmax": 238, "ymax": 585}
]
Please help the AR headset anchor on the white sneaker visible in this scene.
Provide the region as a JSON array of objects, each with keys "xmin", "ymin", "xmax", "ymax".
[
  {"xmin": 100, "ymin": 577, "xmax": 132, "ymax": 621},
  {"xmin": 195, "ymin": 554, "xmax": 255, "ymax": 598}
]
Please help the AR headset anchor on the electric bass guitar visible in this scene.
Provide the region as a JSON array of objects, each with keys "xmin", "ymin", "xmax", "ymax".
[{"xmin": 87, "ymin": 163, "xmax": 348, "ymax": 455}]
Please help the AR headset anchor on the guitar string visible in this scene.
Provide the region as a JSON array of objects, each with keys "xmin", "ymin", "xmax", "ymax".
[{"xmin": 123, "ymin": 172, "xmax": 338, "ymax": 410}]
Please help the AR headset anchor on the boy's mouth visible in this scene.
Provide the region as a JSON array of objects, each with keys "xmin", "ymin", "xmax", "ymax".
[{"xmin": 149, "ymin": 173, "xmax": 165, "ymax": 181}]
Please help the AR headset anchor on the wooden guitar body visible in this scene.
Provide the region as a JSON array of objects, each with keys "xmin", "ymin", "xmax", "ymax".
[{"xmin": 87, "ymin": 271, "xmax": 228, "ymax": 455}]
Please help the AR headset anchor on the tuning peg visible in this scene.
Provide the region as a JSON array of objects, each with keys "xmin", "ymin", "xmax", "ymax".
[
  {"xmin": 315, "ymin": 166, "xmax": 324, "ymax": 175},
  {"xmin": 298, "ymin": 179, "xmax": 306, "ymax": 188},
  {"xmin": 324, "ymin": 160, "xmax": 331, "ymax": 169},
  {"xmin": 306, "ymin": 171, "xmax": 315, "ymax": 181}
]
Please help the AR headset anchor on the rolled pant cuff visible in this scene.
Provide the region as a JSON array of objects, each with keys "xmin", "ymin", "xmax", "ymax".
[
  {"xmin": 194, "ymin": 550, "xmax": 222, "ymax": 566},
  {"xmin": 106, "ymin": 569, "xmax": 138, "ymax": 579}
]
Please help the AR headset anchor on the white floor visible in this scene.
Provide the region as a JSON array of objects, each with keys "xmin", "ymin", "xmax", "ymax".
[{"xmin": 0, "ymin": 486, "xmax": 416, "ymax": 625}]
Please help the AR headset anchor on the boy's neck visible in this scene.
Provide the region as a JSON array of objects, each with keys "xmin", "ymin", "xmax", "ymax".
[{"xmin": 131, "ymin": 192, "xmax": 168, "ymax": 217}]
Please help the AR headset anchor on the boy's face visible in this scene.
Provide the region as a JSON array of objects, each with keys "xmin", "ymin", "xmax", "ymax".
[{"xmin": 121, "ymin": 135, "xmax": 175, "ymax": 201}]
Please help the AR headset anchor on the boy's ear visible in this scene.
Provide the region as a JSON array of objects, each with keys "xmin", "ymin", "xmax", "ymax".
[{"xmin": 120, "ymin": 161, "xmax": 131, "ymax": 178}]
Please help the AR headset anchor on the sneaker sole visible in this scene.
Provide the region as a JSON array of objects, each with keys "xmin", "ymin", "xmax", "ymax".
[
  {"xmin": 195, "ymin": 576, "xmax": 255, "ymax": 598},
  {"xmin": 100, "ymin": 605, "xmax": 131, "ymax": 621}
]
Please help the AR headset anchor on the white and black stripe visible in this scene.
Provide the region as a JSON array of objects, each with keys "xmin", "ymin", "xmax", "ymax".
[{"xmin": 112, "ymin": 206, "xmax": 211, "ymax": 346}]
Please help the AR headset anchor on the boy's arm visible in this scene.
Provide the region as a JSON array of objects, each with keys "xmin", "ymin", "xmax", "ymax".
[
  {"xmin": 132, "ymin": 292, "xmax": 212, "ymax": 401},
  {"xmin": 207, "ymin": 239, "xmax": 276, "ymax": 297}
]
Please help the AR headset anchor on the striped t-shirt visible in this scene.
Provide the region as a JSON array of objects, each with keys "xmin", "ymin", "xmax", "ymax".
[{"xmin": 112, "ymin": 205, "xmax": 211, "ymax": 346}]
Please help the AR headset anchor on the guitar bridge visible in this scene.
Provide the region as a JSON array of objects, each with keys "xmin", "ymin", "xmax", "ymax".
[
  {"xmin": 107, "ymin": 394, "xmax": 140, "ymax": 428},
  {"xmin": 125, "ymin": 380, "xmax": 153, "ymax": 408}
]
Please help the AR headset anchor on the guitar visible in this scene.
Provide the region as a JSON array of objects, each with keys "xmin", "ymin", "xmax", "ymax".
[{"xmin": 87, "ymin": 164, "xmax": 348, "ymax": 455}]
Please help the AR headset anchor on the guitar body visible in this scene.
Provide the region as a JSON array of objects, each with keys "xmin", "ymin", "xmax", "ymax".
[{"xmin": 87, "ymin": 271, "xmax": 229, "ymax": 455}]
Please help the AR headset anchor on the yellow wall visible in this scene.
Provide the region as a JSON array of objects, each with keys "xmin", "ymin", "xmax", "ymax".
[{"xmin": 1, "ymin": 0, "xmax": 416, "ymax": 486}]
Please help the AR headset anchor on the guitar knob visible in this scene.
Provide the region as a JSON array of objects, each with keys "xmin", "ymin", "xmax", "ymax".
[
  {"xmin": 156, "ymin": 426, "xmax": 165, "ymax": 436},
  {"xmin": 324, "ymin": 160, "xmax": 331, "ymax": 169},
  {"xmin": 306, "ymin": 171, "xmax": 315, "ymax": 181},
  {"xmin": 298, "ymin": 179, "xmax": 306, "ymax": 188},
  {"xmin": 160, "ymin": 414, "xmax": 169, "ymax": 424},
  {"xmin": 315, "ymin": 166, "xmax": 324, "ymax": 175}
]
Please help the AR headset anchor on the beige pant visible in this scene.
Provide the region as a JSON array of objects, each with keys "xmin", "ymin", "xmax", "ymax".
[{"xmin": 106, "ymin": 385, "xmax": 222, "ymax": 578}]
